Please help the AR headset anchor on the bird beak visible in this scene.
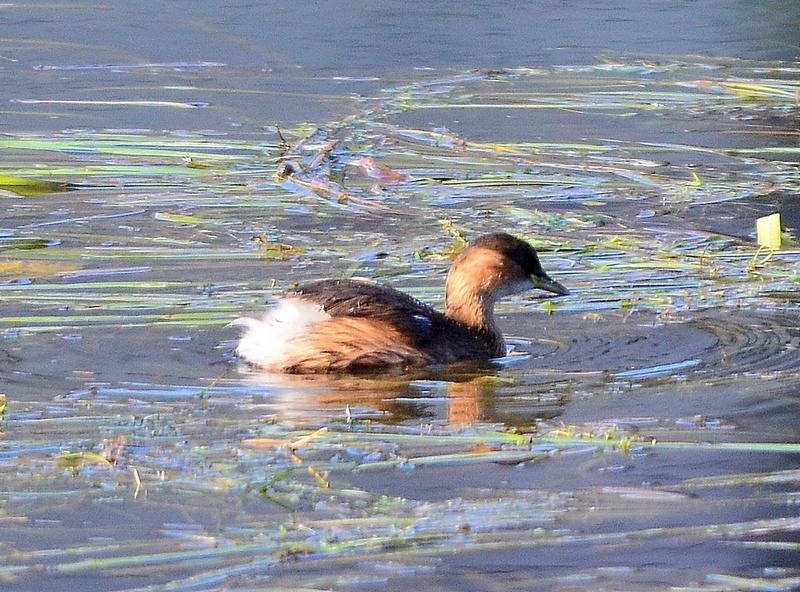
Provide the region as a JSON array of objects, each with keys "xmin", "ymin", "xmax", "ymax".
[{"xmin": 532, "ymin": 273, "xmax": 570, "ymax": 296}]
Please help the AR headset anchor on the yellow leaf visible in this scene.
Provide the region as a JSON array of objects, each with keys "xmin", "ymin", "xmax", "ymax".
[
  {"xmin": 290, "ymin": 427, "xmax": 329, "ymax": 451},
  {"xmin": 56, "ymin": 452, "xmax": 112, "ymax": 469},
  {"xmin": 0, "ymin": 175, "xmax": 70, "ymax": 196},
  {"xmin": 756, "ymin": 213, "xmax": 781, "ymax": 249},
  {"xmin": 0, "ymin": 260, "xmax": 79, "ymax": 280}
]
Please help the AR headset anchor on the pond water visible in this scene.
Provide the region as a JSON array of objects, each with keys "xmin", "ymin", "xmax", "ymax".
[{"xmin": 1, "ymin": 2, "xmax": 799, "ymax": 591}]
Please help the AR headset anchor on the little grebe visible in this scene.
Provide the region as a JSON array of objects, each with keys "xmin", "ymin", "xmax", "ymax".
[{"xmin": 232, "ymin": 233, "xmax": 568, "ymax": 373}]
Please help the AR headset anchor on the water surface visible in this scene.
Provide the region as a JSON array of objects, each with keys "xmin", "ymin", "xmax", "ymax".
[{"xmin": 1, "ymin": 2, "xmax": 799, "ymax": 591}]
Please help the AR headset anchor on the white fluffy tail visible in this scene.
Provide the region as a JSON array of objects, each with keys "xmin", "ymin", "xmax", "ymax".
[{"xmin": 230, "ymin": 299, "xmax": 329, "ymax": 369}]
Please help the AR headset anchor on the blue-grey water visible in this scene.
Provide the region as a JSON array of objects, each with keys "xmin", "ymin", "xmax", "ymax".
[
  {"xmin": 1, "ymin": 2, "xmax": 799, "ymax": 592},
  {"xmin": 4, "ymin": 0, "xmax": 800, "ymax": 130}
]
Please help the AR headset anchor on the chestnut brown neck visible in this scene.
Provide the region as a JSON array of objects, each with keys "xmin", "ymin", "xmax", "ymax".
[{"xmin": 444, "ymin": 252, "xmax": 505, "ymax": 354}]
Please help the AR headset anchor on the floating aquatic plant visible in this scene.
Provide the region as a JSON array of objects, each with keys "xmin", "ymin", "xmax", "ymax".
[{"xmin": 2, "ymin": 54, "xmax": 799, "ymax": 591}]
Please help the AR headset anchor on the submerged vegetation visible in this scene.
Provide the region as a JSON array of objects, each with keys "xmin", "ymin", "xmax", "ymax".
[{"xmin": 1, "ymin": 55, "xmax": 799, "ymax": 590}]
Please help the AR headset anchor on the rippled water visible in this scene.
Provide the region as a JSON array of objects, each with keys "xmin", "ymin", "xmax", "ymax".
[{"xmin": 1, "ymin": 2, "xmax": 800, "ymax": 592}]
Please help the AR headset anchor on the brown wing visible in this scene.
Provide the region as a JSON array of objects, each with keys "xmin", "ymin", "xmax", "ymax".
[
  {"xmin": 287, "ymin": 279, "xmax": 448, "ymax": 348},
  {"xmin": 279, "ymin": 280, "xmax": 497, "ymax": 371},
  {"xmin": 278, "ymin": 317, "xmax": 433, "ymax": 372}
]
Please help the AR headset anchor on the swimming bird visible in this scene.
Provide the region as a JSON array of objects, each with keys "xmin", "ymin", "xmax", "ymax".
[{"xmin": 232, "ymin": 233, "xmax": 568, "ymax": 373}]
